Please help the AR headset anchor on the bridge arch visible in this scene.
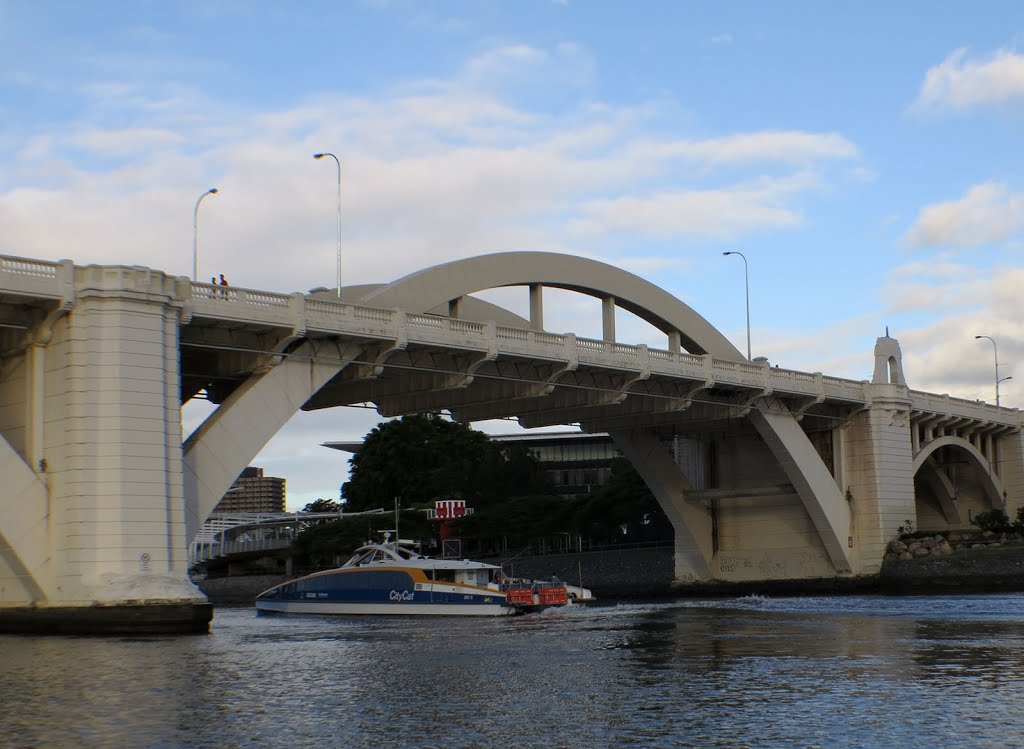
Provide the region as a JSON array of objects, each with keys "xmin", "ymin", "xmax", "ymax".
[
  {"xmin": 356, "ymin": 252, "xmax": 742, "ymax": 358},
  {"xmin": 912, "ymin": 436, "xmax": 1005, "ymax": 515}
]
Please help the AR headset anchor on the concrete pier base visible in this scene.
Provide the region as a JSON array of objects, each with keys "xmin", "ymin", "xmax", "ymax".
[{"xmin": 0, "ymin": 602, "xmax": 213, "ymax": 636}]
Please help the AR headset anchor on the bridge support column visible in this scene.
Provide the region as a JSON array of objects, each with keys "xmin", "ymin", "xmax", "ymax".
[
  {"xmin": 0, "ymin": 266, "xmax": 210, "ymax": 634},
  {"xmin": 843, "ymin": 384, "xmax": 915, "ymax": 573},
  {"xmin": 529, "ymin": 283, "xmax": 543, "ymax": 331},
  {"xmin": 608, "ymin": 429, "xmax": 712, "ymax": 582},
  {"xmin": 602, "ymin": 296, "xmax": 616, "ymax": 341}
]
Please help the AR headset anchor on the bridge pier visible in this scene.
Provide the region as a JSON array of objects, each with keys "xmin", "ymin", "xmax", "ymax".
[
  {"xmin": 0, "ymin": 265, "xmax": 210, "ymax": 634},
  {"xmin": 842, "ymin": 386, "xmax": 916, "ymax": 572}
]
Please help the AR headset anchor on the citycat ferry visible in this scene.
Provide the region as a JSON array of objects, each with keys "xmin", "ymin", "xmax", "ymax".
[{"xmin": 255, "ymin": 533, "xmax": 593, "ymax": 617}]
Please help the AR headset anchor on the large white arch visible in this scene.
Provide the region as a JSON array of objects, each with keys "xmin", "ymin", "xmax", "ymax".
[{"xmin": 356, "ymin": 251, "xmax": 741, "ymax": 357}]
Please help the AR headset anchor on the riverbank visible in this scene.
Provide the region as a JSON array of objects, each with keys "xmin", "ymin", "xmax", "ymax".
[{"xmin": 194, "ymin": 543, "xmax": 1024, "ymax": 604}]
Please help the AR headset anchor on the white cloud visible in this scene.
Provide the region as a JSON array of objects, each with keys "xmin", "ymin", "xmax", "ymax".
[
  {"xmin": 569, "ymin": 174, "xmax": 815, "ymax": 240},
  {"xmin": 913, "ymin": 47, "xmax": 1024, "ymax": 112},
  {"xmin": 463, "ymin": 44, "xmax": 550, "ymax": 85},
  {"xmin": 1, "ymin": 47, "xmax": 858, "ymax": 288},
  {"xmin": 874, "ymin": 264, "xmax": 1024, "ymax": 405},
  {"xmin": 70, "ymin": 127, "xmax": 187, "ymax": 157},
  {"xmin": 626, "ymin": 131, "xmax": 858, "ymax": 166},
  {"xmin": 902, "ymin": 182, "xmax": 1024, "ymax": 249}
]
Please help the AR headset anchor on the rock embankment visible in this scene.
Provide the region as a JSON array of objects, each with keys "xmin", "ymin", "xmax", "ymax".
[
  {"xmin": 881, "ymin": 532, "xmax": 1024, "ymax": 593},
  {"xmin": 884, "ymin": 531, "xmax": 1021, "ymax": 562}
]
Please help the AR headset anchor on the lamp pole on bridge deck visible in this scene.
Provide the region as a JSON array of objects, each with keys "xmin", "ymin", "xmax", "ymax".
[
  {"xmin": 313, "ymin": 152, "xmax": 342, "ymax": 299},
  {"xmin": 723, "ymin": 251, "xmax": 751, "ymax": 361},
  {"xmin": 192, "ymin": 187, "xmax": 219, "ymax": 282},
  {"xmin": 975, "ymin": 334, "xmax": 1011, "ymax": 406}
]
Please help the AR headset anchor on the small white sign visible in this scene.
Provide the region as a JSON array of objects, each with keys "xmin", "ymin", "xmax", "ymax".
[{"xmin": 140, "ymin": 552, "xmax": 151, "ymax": 571}]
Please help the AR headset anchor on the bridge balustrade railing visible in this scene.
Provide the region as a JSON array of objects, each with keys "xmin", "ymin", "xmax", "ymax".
[
  {"xmin": 0, "ymin": 256, "xmax": 61, "ymax": 277},
  {"xmin": 406, "ymin": 313, "xmax": 493, "ymax": 348},
  {"xmin": 0, "ymin": 255, "xmax": 72, "ymax": 301},
  {"xmin": 909, "ymin": 389, "xmax": 1020, "ymax": 426},
  {"xmin": 494, "ymin": 326, "xmax": 571, "ymax": 357}
]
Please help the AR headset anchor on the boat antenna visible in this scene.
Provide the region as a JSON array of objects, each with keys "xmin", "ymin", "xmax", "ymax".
[{"xmin": 394, "ymin": 497, "xmax": 399, "ymax": 543}]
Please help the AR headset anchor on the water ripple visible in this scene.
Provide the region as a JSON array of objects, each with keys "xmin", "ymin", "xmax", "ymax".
[{"xmin": 2, "ymin": 595, "xmax": 1024, "ymax": 748}]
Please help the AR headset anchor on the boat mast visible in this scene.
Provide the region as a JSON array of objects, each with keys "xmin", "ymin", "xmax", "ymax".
[{"xmin": 394, "ymin": 497, "xmax": 399, "ymax": 544}]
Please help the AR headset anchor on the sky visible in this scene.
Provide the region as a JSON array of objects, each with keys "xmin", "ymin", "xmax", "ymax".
[{"xmin": 2, "ymin": 1, "xmax": 1023, "ymax": 509}]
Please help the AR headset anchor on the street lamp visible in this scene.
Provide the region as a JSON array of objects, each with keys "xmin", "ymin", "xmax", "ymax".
[
  {"xmin": 723, "ymin": 251, "xmax": 751, "ymax": 360},
  {"xmin": 313, "ymin": 152, "xmax": 342, "ymax": 299},
  {"xmin": 975, "ymin": 334, "xmax": 1011, "ymax": 406},
  {"xmin": 192, "ymin": 188, "xmax": 219, "ymax": 282}
]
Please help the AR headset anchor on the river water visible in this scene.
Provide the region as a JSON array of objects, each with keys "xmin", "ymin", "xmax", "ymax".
[{"xmin": 2, "ymin": 594, "xmax": 1024, "ymax": 748}]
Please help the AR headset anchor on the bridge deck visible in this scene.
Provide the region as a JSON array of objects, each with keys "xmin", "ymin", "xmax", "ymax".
[{"xmin": 0, "ymin": 254, "xmax": 1017, "ymax": 431}]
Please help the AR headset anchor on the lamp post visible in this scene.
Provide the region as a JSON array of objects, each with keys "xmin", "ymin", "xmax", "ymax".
[
  {"xmin": 975, "ymin": 334, "xmax": 1011, "ymax": 406},
  {"xmin": 192, "ymin": 188, "xmax": 219, "ymax": 282},
  {"xmin": 313, "ymin": 152, "xmax": 342, "ymax": 299},
  {"xmin": 723, "ymin": 251, "xmax": 751, "ymax": 360}
]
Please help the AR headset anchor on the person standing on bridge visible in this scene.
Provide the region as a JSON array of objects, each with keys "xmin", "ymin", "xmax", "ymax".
[{"xmin": 219, "ymin": 273, "xmax": 229, "ymax": 300}]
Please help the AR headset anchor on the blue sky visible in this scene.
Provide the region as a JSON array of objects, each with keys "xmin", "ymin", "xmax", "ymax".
[{"xmin": 2, "ymin": 1, "xmax": 1023, "ymax": 507}]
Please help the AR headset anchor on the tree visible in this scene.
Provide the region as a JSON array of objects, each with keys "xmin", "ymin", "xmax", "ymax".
[
  {"xmin": 341, "ymin": 414, "xmax": 550, "ymax": 512},
  {"xmin": 303, "ymin": 498, "xmax": 343, "ymax": 513}
]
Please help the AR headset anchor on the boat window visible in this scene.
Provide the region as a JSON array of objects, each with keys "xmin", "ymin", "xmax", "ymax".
[
  {"xmin": 433, "ymin": 570, "xmax": 455, "ymax": 583},
  {"xmin": 460, "ymin": 570, "xmax": 486, "ymax": 585}
]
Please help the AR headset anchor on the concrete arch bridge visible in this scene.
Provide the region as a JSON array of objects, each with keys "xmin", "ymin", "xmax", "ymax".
[{"xmin": 0, "ymin": 252, "xmax": 1020, "ymax": 631}]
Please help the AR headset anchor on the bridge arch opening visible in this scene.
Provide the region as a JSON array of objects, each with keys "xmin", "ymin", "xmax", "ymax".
[{"xmin": 912, "ymin": 437, "xmax": 1005, "ymax": 532}]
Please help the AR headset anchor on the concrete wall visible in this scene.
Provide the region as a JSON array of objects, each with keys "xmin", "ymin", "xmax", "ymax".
[{"xmin": 716, "ymin": 494, "xmax": 833, "ymax": 580}]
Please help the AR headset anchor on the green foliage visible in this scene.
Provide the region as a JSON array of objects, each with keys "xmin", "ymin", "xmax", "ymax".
[
  {"xmin": 302, "ymin": 498, "xmax": 343, "ymax": 513},
  {"xmin": 896, "ymin": 519, "xmax": 915, "ymax": 538},
  {"xmin": 972, "ymin": 509, "xmax": 1012, "ymax": 534},
  {"xmin": 1015, "ymin": 506, "xmax": 1024, "ymax": 535},
  {"xmin": 341, "ymin": 414, "xmax": 550, "ymax": 512}
]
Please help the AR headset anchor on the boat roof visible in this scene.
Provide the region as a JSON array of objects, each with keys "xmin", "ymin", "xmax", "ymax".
[{"xmin": 345, "ymin": 541, "xmax": 501, "ymax": 571}]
